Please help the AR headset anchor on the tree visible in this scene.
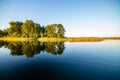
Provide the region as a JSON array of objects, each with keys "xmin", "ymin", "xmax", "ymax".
[
  {"xmin": 32, "ymin": 23, "xmax": 41, "ymax": 38},
  {"xmin": 0, "ymin": 20, "xmax": 66, "ymax": 38},
  {"xmin": 21, "ymin": 20, "xmax": 42, "ymax": 38},
  {"xmin": 0, "ymin": 30, "xmax": 4, "ymax": 37},
  {"xmin": 21, "ymin": 20, "xmax": 34, "ymax": 38},
  {"xmin": 57, "ymin": 24, "xmax": 65, "ymax": 38},
  {"xmin": 45, "ymin": 24, "xmax": 57, "ymax": 37},
  {"xmin": 8, "ymin": 21, "xmax": 23, "ymax": 37},
  {"xmin": 2, "ymin": 29, "xmax": 8, "ymax": 37},
  {"xmin": 0, "ymin": 28, "xmax": 12, "ymax": 37},
  {"xmin": 45, "ymin": 24, "xmax": 65, "ymax": 38}
]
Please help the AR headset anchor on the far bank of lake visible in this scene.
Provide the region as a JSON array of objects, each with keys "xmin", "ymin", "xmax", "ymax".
[{"xmin": 0, "ymin": 37, "xmax": 120, "ymax": 42}]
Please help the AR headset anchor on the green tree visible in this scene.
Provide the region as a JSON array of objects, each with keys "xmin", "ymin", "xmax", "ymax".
[
  {"xmin": 21, "ymin": 20, "xmax": 34, "ymax": 38},
  {"xmin": 32, "ymin": 23, "xmax": 41, "ymax": 38},
  {"xmin": 8, "ymin": 21, "xmax": 23, "ymax": 37},
  {"xmin": 21, "ymin": 20, "xmax": 41, "ymax": 38},
  {"xmin": 2, "ymin": 29, "xmax": 8, "ymax": 37},
  {"xmin": 45, "ymin": 24, "xmax": 65, "ymax": 38},
  {"xmin": 1, "ymin": 20, "xmax": 66, "ymax": 38},
  {"xmin": 57, "ymin": 24, "xmax": 65, "ymax": 38},
  {"xmin": 45, "ymin": 24, "xmax": 57, "ymax": 37},
  {"xmin": 0, "ymin": 30, "xmax": 4, "ymax": 37}
]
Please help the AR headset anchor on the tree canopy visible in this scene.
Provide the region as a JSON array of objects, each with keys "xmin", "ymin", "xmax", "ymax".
[
  {"xmin": 8, "ymin": 21, "xmax": 23, "ymax": 37},
  {"xmin": 0, "ymin": 20, "xmax": 66, "ymax": 38}
]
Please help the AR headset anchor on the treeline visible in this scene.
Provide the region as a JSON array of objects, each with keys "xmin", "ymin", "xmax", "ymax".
[{"xmin": 0, "ymin": 20, "xmax": 65, "ymax": 38}]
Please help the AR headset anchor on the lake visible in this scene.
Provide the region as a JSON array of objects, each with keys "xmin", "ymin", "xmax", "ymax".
[{"xmin": 0, "ymin": 40, "xmax": 120, "ymax": 80}]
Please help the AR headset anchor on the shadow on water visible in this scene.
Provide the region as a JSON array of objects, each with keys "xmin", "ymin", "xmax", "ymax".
[{"xmin": 0, "ymin": 41, "xmax": 65, "ymax": 58}]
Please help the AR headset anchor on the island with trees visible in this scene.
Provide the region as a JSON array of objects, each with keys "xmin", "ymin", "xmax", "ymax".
[{"xmin": 0, "ymin": 19, "xmax": 119, "ymax": 42}]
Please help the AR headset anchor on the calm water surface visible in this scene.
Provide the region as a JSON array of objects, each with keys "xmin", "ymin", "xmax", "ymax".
[{"xmin": 0, "ymin": 40, "xmax": 120, "ymax": 80}]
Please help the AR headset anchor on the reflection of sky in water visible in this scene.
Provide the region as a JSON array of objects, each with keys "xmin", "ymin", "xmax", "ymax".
[
  {"xmin": 64, "ymin": 41, "xmax": 120, "ymax": 79},
  {"xmin": 0, "ymin": 40, "xmax": 120, "ymax": 80},
  {"xmin": 65, "ymin": 40, "xmax": 120, "ymax": 68}
]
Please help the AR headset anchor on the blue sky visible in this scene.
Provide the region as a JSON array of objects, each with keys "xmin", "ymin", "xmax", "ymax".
[{"xmin": 0, "ymin": 0, "xmax": 120, "ymax": 37}]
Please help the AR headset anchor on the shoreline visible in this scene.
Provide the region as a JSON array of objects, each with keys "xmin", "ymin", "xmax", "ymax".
[
  {"xmin": 0, "ymin": 38, "xmax": 36, "ymax": 41},
  {"xmin": 0, "ymin": 37, "xmax": 120, "ymax": 42}
]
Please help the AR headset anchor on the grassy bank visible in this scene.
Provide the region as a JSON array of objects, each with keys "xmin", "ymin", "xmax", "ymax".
[
  {"xmin": 67, "ymin": 37, "xmax": 104, "ymax": 42},
  {"xmin": 38, "ymin": 37, "xmax": 104, "ymax": 42},
  {"xmin": 37, "ymin": 38, "xmax": 67, "ymax": 42},
  {"xmin": 102, "ymin": 37, "xmax": 120, "ymax": 40},
  {"xmin": 0, "ymin": 37, "xmax": 36, "ymax": 41},
  {"xmin": 0, "ymin": 37, "xmax": 120, "ymax": 42}
]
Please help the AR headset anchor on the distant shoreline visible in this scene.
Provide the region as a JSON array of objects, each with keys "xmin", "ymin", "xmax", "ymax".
[{"xmin": 0, "ymin": 37, "xmax": 120, "ymax": 42}]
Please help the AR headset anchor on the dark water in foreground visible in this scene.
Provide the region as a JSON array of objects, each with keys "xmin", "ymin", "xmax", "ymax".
[{"xmin": 0, "ymin": 40, "xmax": 120, "ymax": 80}]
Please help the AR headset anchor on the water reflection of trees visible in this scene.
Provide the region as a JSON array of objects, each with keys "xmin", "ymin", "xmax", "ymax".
[
  {"xmin": 45, "ymin": 42, "xmax": 65, "ymax": 55},
  {"xmin": 0, "ymin": 41, "xmax": 65, "ymax": 58}
]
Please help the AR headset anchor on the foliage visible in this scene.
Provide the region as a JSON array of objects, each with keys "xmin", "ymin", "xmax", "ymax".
[
  {"xmin": 8, "ymin": 21, "xmax": 23, "ymax": 37},
  {"xmin": 45, "ymin": 24, "xmax": 57, "ymax": 37},
  {"xmin": 45, "ymin": 24, "xmax": 65, "ymax": 38},
  {"xmin": 57, "ymin": 24, "xmax": 65, "ymax": 38},
  {"xmin": 0, "ymin": 19, "xmax": 66, "ymax": 38},
  {"xmin": 0, "ymin": 29, "xmax": 8, "ymax": 37}
]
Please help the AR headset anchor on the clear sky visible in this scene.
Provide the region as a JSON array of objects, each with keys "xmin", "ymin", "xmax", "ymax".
[{"xmin": 0, "ymin": 0, "xmax": 120, "ymax": 37}]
